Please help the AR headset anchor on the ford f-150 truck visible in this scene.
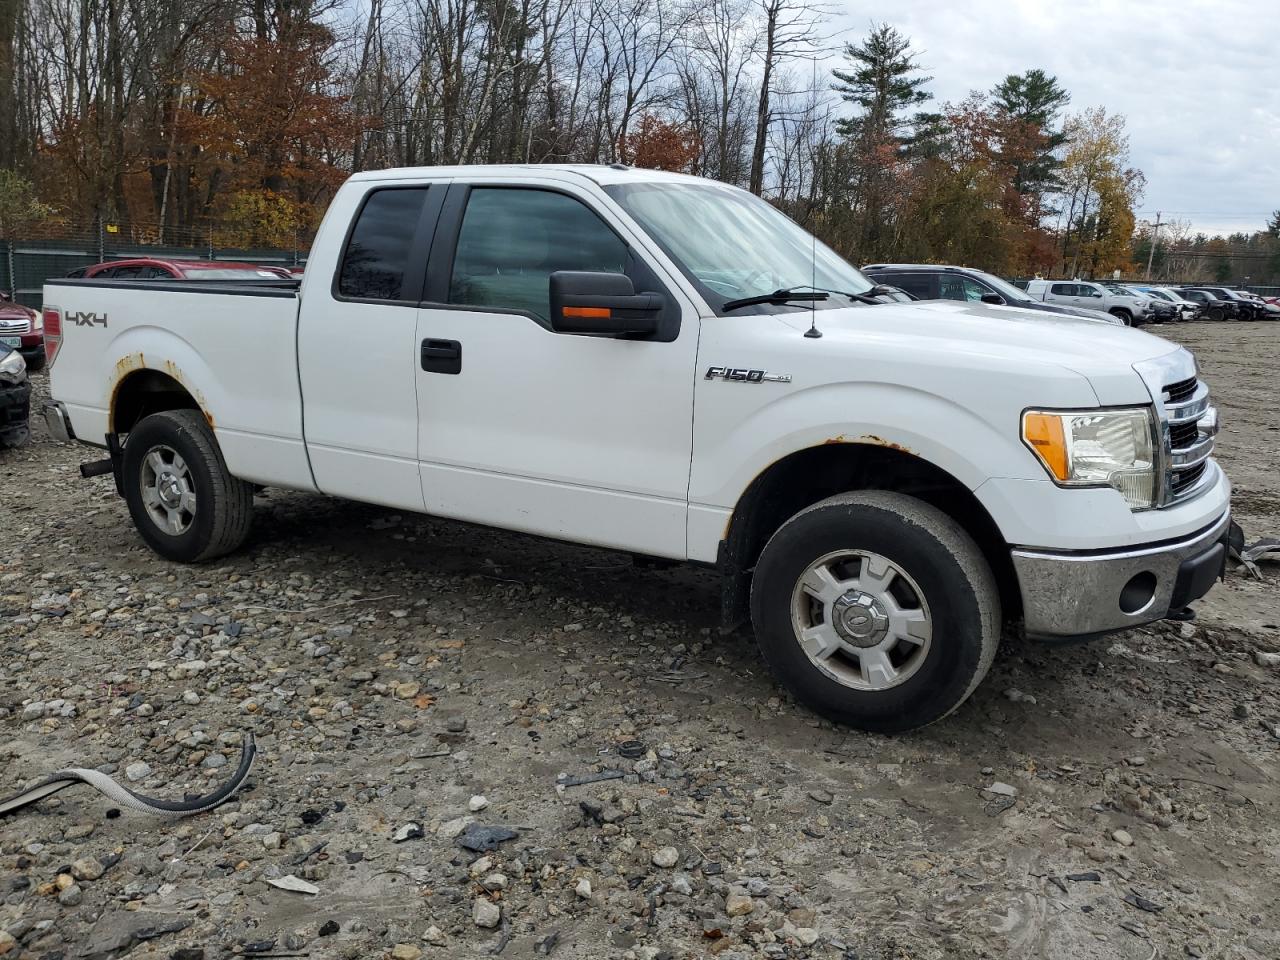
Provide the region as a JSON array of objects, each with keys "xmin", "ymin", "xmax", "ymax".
[{"xmin": 40, "ymin": 165, "xmax": 1231, "ymax": 732}]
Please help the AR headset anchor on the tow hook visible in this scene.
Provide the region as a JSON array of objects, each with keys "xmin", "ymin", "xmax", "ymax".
[{"xmin": 80, "ymin": 433, "xmax": 125, "ymax": 497}]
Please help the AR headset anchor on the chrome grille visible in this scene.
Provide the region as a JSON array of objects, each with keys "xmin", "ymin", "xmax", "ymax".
[
  {"xmin": 1164, "ymin": 376, "xmax": 1197, "ymax": 404},
  {"xmin": 0, "ymin": 316, "xmax": 30, "ymax": 335},
  {"xmin": 1160, "ymin": 377, "xmax": 1215, "ymax": 504}
]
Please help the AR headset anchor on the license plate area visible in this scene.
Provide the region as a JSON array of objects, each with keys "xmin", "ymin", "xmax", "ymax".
[{"xmin": 0, "ymin": 336, "xmax": 20, "ymax": 348}]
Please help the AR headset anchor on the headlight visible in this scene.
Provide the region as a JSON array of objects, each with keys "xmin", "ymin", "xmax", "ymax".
[
  {"xmin": 1022, "ymin": 408, "xmax": 1157, "ymax": 509},
  {"xmin": 0, "ymin": 349, "xmax": 26, "ymax": 382}
]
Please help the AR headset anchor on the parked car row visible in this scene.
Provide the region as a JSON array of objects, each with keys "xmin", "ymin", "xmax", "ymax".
[{"xmin": 861, "ymin": 264, "xmax": 1124, "ymax": 324}]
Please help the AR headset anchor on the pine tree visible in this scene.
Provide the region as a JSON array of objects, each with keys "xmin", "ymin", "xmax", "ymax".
[
  {"xmin": 831, "ymin": 24, "xmax": 935, "ymax": 153},
  {"xmin": 991, "ymin": 69, "xmax": 1070, "ymax": 212}
]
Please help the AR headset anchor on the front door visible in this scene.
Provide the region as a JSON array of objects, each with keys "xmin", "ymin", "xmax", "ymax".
[{"xmin": 413, "ymin": 181, "xmax": 699, "ymax": 559}]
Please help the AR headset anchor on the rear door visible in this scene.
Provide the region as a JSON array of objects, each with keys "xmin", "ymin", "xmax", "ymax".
[
  {"xmin": 298, "ymin": 181, "xmax": 447, "ymax": 510},
  {"xmin": 412, "ymin": 178, "xmax": 699, "ymax": 558}
]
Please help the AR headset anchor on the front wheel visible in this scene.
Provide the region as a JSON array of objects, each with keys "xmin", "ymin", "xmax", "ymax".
[
  {"xmin": 1109, "ymin": 309, "xmax": 1133, "ymax": 326},
  {"xmin": 750, "ymin": 491, "xmax": 1000, "ymax": 733},
  {"xmin": 122, "ymin": 409, "xmax": 254, "ymax": 562}
]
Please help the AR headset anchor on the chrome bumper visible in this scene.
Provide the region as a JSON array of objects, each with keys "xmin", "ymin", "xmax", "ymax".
[
  {"xmin": 1012, "ymin": 511, "xmax": 1230, "ymax": 639},
  {"xmin": 42, "ymin": 400, "xmax": 74, "ymax": 442}
]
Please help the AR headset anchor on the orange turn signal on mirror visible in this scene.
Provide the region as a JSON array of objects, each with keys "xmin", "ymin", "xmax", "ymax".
[
  {"xmin": 1023, "ymin": 412, "xmax": 1069, "ymax": 481},
  {"xmin": 562, "ymin": 306, "xmax": 611, "ymax": 319}
]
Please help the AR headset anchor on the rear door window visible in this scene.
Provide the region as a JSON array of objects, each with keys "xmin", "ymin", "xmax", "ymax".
[
  {"xmin": 885, "ymin": 274, "xmax": 934, "ymax": 299},
  {"xmin": 338, "ymin": 187, "xmax": 431, "ymax": 301}
]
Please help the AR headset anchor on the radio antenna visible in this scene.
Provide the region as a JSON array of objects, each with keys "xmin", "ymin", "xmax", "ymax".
[{"xmin": 804, "ymin": 52, "xmax": 823, "ymax": 340}]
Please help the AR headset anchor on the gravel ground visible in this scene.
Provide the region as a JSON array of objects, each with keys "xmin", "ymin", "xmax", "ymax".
[{"xmin": 2, "ymin": 321, "xmax": 1278, "ymax": 960}]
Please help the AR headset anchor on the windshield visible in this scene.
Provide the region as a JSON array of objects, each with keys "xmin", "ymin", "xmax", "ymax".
[
  {"xmin": 183, "ymin": 267, "xmax": 288, "ymax": 280},
  {"xmin": 1145, "ymin": 289, "xmax": 1173, "ymax": 302},
  {"xmin": 1102, "ymin": 283, "xmax": 1134, "ymax": 296},
  {"xmin": 605, "ymin": 181, "xmax": 874, "ymax": 314},
  {"xmin": 971, "ymin": 271, "xmax": 1033, "ymax": 303}
]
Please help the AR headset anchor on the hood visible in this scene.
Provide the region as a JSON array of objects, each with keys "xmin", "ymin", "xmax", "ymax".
[
  {"xmin": 1029, "ymin": 301, "xmax": 1122, "ymax": 324},
  {"xmin": 773, "ymin": 299, "xmax": 1184, "ymax": 405}
]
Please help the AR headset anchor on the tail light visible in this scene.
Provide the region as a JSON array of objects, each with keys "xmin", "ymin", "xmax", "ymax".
[{"xmin": 42, "ymin": 306, "xmax": 62, "ymax": 367}]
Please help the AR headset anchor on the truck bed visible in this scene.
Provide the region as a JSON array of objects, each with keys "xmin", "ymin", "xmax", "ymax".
[{"xmin": 43, "ymin": 277, "xmax": 313, "ymax": 491}]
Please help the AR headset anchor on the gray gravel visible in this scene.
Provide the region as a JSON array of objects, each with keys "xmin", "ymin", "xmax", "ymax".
[{"xmin": 2, "ymin": 321, "xmax": 1279, "ymax": 959}]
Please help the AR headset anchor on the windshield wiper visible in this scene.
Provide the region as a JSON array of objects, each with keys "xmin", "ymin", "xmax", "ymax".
[{"xmin": 721, "ymin": 287, "xmax": 830, "ymax": 312}]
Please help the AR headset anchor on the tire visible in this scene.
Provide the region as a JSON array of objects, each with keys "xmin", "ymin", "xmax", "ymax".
[
  {"xmin": 750, "ymin": 491, "xmax": 1000, "ymax": 733},
  {"xmin": 1208, "ymin": 307, "xmax": 1224, "ymax": 322},
  {"xmin": 1109, "ymin": 309, "xmax": 1133, "ymax": 326},
  {"xmin": 23, "ymin": 351, "xmax": 45, "ymax": 373},
  {"xmin": 122, "ymin": 409, "xmax": 254, "ymax": 562}
]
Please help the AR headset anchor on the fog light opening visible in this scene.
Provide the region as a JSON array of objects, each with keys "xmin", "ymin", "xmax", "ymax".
[{"xmin": 1119, "ymin": 571, "xmax": 1157, "ymax": 615}]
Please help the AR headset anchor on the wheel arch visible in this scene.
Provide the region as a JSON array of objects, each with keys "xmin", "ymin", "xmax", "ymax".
[
  {"xmin": 718, "ymin": 441, "xmax": 1019, "ymax": 628},
  {"xmin": 111, "ymin": 367, "xmax": 211, "ymax": 434}
]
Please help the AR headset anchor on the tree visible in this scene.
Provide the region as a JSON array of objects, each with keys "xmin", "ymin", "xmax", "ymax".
[
  {"xmin": 830, "ymin": 23, "xmax": 934, "ymax": 259},
  {"xmin": 747, "ymin": 0, "xmax": 825, "ymax": 195},
  {"xmin": 990, "ymin": 68, "xmax": 1069, "ymax": 214},
  {"xmin": 1056, "ymin": 107, "xmax": 1140, "ymax": 276},
  {"xmin": 1268, "ymin": 210, "xmax": 1280, "ymax": 239},
  {"xmin": 618, "ymin": 113, "xmax": 700, "ymax": 171},
  {"xmin": 0, "ymin": 169, "xmax": 53, "ymax": 239}
]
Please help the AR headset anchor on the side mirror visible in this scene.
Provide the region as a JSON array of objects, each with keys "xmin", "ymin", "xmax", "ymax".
[
  {"xmin": 549, "ymin": 271, "xmax": 662, "ymax": 336},
  {"xmin": 867, "ymin": 284, "xmax": 901, "ymax": 299},
  {"xmin": 980, "ymin": 292, "xmax": 1004, "ymax": 305}
]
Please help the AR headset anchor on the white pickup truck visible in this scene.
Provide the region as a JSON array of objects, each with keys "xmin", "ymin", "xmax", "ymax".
[{"xmin": 41, "ymin": 165, "xmax": 1231, "ymax": 732}]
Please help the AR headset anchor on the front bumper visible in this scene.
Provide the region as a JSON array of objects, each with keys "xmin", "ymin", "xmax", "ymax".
[
  {"xmin": 0, "ymin": 380, "xmax": 31, "ymax": 443},
  {"xmin": 1012, "ymin": 510, "xmax": 1230, "ymax": 640}
]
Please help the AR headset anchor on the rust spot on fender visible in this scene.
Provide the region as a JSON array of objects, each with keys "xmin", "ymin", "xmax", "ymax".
[
  {"xmin": 822, "ymin": 433, "xmax": 916, "ymax": 455},
  {"xmin": 108, "ymin": 355, "xmax": 215, "ymax": 431}
]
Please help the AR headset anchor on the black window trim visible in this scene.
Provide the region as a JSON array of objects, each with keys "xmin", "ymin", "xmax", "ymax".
[
  {"xmin": 331, "ymin": 183, "xmax": 446, "ymax": 307},
  {"xmin": 421, "ymin": 182, "xmax": 680, "ymax": 342}
]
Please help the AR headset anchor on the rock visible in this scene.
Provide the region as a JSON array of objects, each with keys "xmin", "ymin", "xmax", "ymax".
[
  {"xmin": 125, "ymin": 761, "xmax": 152, "ymax": 782},
  {"xmin": 652, "ymin": 846, "xmax": 679, "ymax": 868},
  {"xmin": 1112, "ymin": 829, "xmax": 1135, "ymax": 846},
  {"xmin": 473, "ymin": 898, "xmax": 501, "ymax": 928},
  {"xmin": 468, "ymin": 794, "xmax": 489, "ymax": 812},
  {"xmin": 794, "ymin": 928, "xmax": 820, "ymax": 946},
  {"xmin": 391, "ymin": 945, "xmax": 423, "ymax": 960},
  {"xmin": 725, "ymin": 891, "xmax": 754, "ymax": 917},
  {"xmin": 0, "ymin": 932, "xmax": 15, "ymax": 955},
  {"xmin": 807, "ymin": 789, "xmax": 833, "ymax": 805},
  {"xmin": 984, "ymin": 782, "xmax": 1018, "ymax": 797},
  {"xmin": 319, "ymin": 921, "xmax": 340, "ymax": 936},
  {"xmin": 445, "ymin": 717, "xmax": 467, "ymax": 733},
  {"xmin": 1253, "ymin": 650, "xmax": 1280, "ymax": 667},
  {"xmin": 423, "ymin": 925, "xmax": 446, "ymax": 945},
  {"xmin": 393, "ymin": 822, "xmax": 425, "ymax": 843},
  {"xmin": 457, "ymin": 824, "xmax": 518, "ymax": 852},
  {"xmin": 58, "ymin": 882, "xmax": 83, "ymax": 906},
  {"xmin": 575, "ymin": 877, "xmax": 592, "ymax": 899},
  {"xmin": 71, "ymin": 858, "xmax": 104, "ymax": 881}
]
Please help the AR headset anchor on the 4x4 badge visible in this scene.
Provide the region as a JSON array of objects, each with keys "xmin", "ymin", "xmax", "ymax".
[{"xmin": 705, "ymin": 366, "xmax": 791, "ymax": 384}]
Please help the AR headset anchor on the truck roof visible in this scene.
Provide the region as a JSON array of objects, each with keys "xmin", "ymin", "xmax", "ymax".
[{"xmin": 347, "ymin": 163, "xmax": 708, "ymax": 187}]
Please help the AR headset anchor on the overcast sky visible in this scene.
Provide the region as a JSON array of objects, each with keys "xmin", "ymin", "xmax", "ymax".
[{"xmin": 828, "ymin": 0, "xmax": 1279, "ymax": 238}]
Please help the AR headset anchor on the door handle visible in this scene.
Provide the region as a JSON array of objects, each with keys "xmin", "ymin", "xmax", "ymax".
[{"xmin": 421, "ymin": 338, "xmax": 461, "ymax": 374}]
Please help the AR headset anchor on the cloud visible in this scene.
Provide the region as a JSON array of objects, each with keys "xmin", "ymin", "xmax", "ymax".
[{"xmin": 828, "ymin": 0, "xmax": 1279, "ymax": 236}]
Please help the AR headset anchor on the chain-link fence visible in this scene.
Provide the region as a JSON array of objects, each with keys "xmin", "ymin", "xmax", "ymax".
[{"xmin": 2, "ymin": 218, "xmax": 311, "ymax": 309}]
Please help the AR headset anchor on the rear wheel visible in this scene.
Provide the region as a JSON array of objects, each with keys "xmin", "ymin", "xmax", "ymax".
[
  {"xmin": 750, "ymin": 491, "xmax": 1000, "ymax": 732},
  {"xmin": 122, "ymin": 409, "xmax": 253, "ymax": 562}
]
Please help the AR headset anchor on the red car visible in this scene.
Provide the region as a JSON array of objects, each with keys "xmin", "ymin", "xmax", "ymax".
[
  {"xmin": 67, "ymin": 258, "xmax": 294, "ymax": 281},
  {"xmin": 0, "ymin": 292, "xmax": 44, "ymax": 373}
]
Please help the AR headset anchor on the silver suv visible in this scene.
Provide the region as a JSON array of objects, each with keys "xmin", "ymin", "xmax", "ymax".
[{"xmin": 1025, "ymin": 279, "xmax": 1154, "ymax": 326}]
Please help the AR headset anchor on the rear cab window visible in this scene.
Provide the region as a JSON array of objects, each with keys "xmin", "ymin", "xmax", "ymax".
[{"xmin": 337, "ymin": 187, "xmax": 432, "ymax": 302}]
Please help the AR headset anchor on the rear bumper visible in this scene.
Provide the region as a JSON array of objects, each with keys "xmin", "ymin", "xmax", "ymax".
[
  {"xmin": 42, "ymin": 399, "xmax": 75, "ymax": 442},
  {"xmin": 1012, "ymin": 510, "xmax": 1231, "ymax": 640}
]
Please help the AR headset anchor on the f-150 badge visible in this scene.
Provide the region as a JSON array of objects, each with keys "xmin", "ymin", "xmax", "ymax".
[{"xmin": 705, "ymin": 366, "xmax": 791, "ymax": 383}]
